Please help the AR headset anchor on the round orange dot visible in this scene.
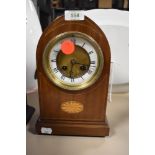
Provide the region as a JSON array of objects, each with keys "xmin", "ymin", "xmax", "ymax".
[{"xmin": 61, "ymin": 40, "xmax": 75, "ymax": 55}]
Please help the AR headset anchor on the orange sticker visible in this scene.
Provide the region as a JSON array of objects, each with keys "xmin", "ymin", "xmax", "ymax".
[{"xmin": 61, "ymin": 40, "xmax": 75, "ymax": 55}]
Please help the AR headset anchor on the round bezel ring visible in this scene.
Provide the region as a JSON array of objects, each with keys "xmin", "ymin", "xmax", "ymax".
[{"xmin": 42, "ymin": 31, "xmax": 104, "ymax": 91}]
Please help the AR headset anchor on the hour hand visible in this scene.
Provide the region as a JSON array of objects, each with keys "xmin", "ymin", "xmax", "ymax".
[
  {"xmin": 71, "ymin": 60, "xmax": 89, "ymax": 71},
  {"xmin": 69, "ymin": 70, "xmax": 73, "ymax": 78},
  {"xmin": 72, "ymin": 60, "xmax": 89, "ymax": 67},
  {"xmin": 69, "ymin": 62, "xmax": 74, "ymax": 78}
]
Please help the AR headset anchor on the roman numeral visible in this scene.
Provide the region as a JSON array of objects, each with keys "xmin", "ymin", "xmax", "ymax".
[
  {"xmin": 90, "ymin": 65, "xmax": 96, "ymax": 68},
  {"xmin": 88, "ymin": 51, "xmax": 93, "ymax": 55},
  {"xmin": 90, "ymin": 61, "xmax": 96, "ymax": 64},
  {"xmin": 71, "ymin": 77, "xmax": 74, "ymax": 82},
  {"xmin": 81, "ymin": 43, "xmax": 85, "ymax": 47},
  {"xmin": 88, "ymin": 69, "xmax": 93, "ymax": 74},
  {"xmin": 81, "ymin": 76, "xmax": 84, "ymax": 80},
  {"xmin": 53, "ymin": 68, "xmax": 59, "ymax": 73},
  {"xmin": 61, "ymin": 75, "xmax": 65, "ymax": 80},
  {"xmin": 71, "ymin": 38, "xmax": 76, "ymax": 44},
  {"xmin": 51, "ymin": 59, "xmax": 56, "ymax": 62},
  {"xmin": 54, "ymin": 50, "xmax": 59, "ymax": 53}
]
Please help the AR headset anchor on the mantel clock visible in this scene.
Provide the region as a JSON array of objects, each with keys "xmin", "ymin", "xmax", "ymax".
[{"xmin": 36, "ymin": 15, "xmax": 111, "ymax": 136}]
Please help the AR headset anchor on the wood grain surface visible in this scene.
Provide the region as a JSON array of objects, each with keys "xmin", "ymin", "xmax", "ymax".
[{"xmin": 36, "ymin": 16, "xmax": 111, "ymax": 136}]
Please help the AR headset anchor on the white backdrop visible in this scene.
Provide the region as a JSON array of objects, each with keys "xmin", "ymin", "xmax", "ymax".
[
  {"xmin": 26, "ymin": 0, "xmax": 42, "ymax": 93},
  {"xmin": 85, "ymin": 9, "xmax": 129, "ymax": 85}
]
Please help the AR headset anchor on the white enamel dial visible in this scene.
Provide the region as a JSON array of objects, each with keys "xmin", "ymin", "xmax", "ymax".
[{"xmin": 43, "ymin": 32, "xmax": 103, "ymax": 90}]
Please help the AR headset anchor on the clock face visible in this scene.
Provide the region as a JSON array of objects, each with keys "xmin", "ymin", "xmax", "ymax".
[{"xmin": 43, "ymin": 32, "xmax": 104, "ymax": 90}]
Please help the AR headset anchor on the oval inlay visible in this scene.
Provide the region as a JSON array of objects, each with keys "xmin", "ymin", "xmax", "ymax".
[{"xmin": 61, "ymin": 101, "xmax": 84, "ymax": 114}]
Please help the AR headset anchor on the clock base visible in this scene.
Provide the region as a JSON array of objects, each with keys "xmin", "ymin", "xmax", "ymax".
[{"xmin": 35, "ymin": 118, "xmax": 109, "ymax": 137}]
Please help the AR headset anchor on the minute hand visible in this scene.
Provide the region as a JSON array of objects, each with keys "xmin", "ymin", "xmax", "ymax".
[
  {"xmin": 74, "ymin": 61, "xmax": 89, "ymax": 66},
  {"xmin": 69, "ymin": 64, "xmax": 73, "ymax": 77}
]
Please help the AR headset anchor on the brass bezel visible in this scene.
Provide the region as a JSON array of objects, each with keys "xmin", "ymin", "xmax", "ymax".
[{"xmin": 43, "ymin": 31, "xmax": 104, "ymax": 91}]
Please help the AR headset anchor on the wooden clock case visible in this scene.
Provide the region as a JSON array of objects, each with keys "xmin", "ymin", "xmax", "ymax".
[{"xmin": 36, "ymin": 16, "xmax": 111, "ymax": 137}]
